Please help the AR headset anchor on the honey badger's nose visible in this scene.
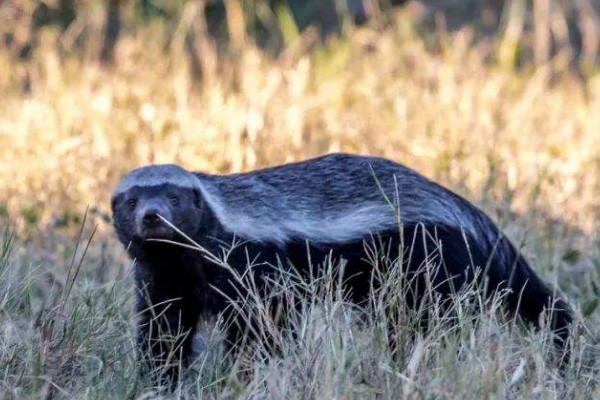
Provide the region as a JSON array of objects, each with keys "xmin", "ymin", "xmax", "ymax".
[
  {"xmin": 135, "ymin": 204, "xmax": 172, "ymax": 239},
  {"xmin": 142, "ymin": 210, "xmax": 160, "ymax": 226}
]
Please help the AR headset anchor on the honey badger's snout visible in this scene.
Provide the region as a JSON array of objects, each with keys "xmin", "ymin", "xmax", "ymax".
[
  {"xmin": 135, "ymin": 199, "xmax": 173, "ymax": 239},
  {"xmin": 142, "ymin": 210, "xmax": 160, "ymax": 226}
]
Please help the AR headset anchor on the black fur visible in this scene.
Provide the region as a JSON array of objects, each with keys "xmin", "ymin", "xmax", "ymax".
[{"xmin": 111, "ymin": 153, "xmax": 572, "ymax": 385}]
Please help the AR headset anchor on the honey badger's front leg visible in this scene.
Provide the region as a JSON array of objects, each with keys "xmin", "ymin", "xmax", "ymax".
[{"xmin": 135, "ymin": 263, "xmax": 200, "ymax": 387}]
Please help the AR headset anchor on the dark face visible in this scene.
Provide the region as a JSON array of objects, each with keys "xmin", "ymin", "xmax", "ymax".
[{"xmin": 111, "ymin": 183, "xmax": 204, "ymax": 253}]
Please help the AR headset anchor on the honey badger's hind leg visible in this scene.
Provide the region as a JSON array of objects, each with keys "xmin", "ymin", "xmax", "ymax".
[
  {"xmin": 395, "ymin": 224, "xmax": 572, "ymax": 357},
  {"xmin": 343, "ymin": 224, "xmax": 572, "ymax": 358},
  {"xmin": 493, "ymin": 246, "xmax": 573, "ymax": 355}
]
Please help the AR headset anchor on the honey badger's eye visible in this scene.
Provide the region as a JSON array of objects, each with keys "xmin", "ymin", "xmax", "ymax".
[
  {"xmin": 168, "ymin": 194, "xmax": 180, "ymax": 206},
  {"xmin": 127, "ymin": 198, "xmax": 137, "ymax": 210}
]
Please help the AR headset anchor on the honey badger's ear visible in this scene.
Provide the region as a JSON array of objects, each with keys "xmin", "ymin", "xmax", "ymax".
[
  {"xmin": 192, "ymin": 188, "xmax": 202, "ymax": 208},
  {"xmin": 110, "ymin": 195, "xmax": 118, "ymax": 212}
]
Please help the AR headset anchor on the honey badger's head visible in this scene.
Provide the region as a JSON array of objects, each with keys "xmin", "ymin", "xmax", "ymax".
[{"xmin": 111, "ymin": 165, "xmax": 204, "ymax": 254}]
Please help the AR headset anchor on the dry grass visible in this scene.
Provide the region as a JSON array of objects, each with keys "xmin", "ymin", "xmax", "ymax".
[{"xmin": 1, "ymin": 5, "xmax": 600, "ymax": 399}]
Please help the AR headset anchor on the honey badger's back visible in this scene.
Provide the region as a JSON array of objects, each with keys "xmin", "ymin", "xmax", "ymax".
[
  {"xmin": 195, "ymin": 153, "xmax": 571, "ymax": 344},
  {"xmin": 196, "ymin": 153, "xmax": 490, "ymax": 245}
]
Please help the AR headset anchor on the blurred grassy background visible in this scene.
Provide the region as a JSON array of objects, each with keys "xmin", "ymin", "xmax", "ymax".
[{"xmin": 1, "ymin": 0, "xmax": 600, "ymax": 397}]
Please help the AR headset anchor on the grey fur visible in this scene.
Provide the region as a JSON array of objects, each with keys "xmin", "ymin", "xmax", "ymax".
[
  {"xmin": 194, "ymin": 154, "xmax": 489, "ymax": 245},
  {"xmin": 113, "ymin": 154, "xmax": 497, "ymax": 249},
  {"xmin": 112, "ymin": 164, "xmax": 201, "ymax": 198}
]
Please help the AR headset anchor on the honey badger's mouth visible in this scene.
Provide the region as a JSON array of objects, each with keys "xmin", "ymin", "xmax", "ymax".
[
  {"xmin": 135, "ymin": 211, "xmax": 178, "ymax": 241},
  {"xmin": 135, "ymin": 224, "xmax": 176, "ymax": 241}
]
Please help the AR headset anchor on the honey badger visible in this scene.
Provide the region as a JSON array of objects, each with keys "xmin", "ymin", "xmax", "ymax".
[{"xmin": 111, "ymin": 153, "xmax": 572, "ymax": 383}]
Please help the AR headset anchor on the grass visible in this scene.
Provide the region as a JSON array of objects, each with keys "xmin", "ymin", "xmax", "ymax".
[
  {"xmin": 0, "ymin": 217, "xmax": 598, "ymax": 399},
  {"xmin": 1, "ymin": 3, "xmax": 600, "ymax": 399}
]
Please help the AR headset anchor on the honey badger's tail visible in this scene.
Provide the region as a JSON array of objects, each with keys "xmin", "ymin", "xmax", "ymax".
[
  {"xmin": 507, "ymin": 254, "xmax": 572, "ymax": 346},
  {"xmin": 485, "ymin": 235, "xmax": 572, "ymax": 353},
  {"xmin": 402, "ymin": 222, "xmax": 572, "ymax": 350}
]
